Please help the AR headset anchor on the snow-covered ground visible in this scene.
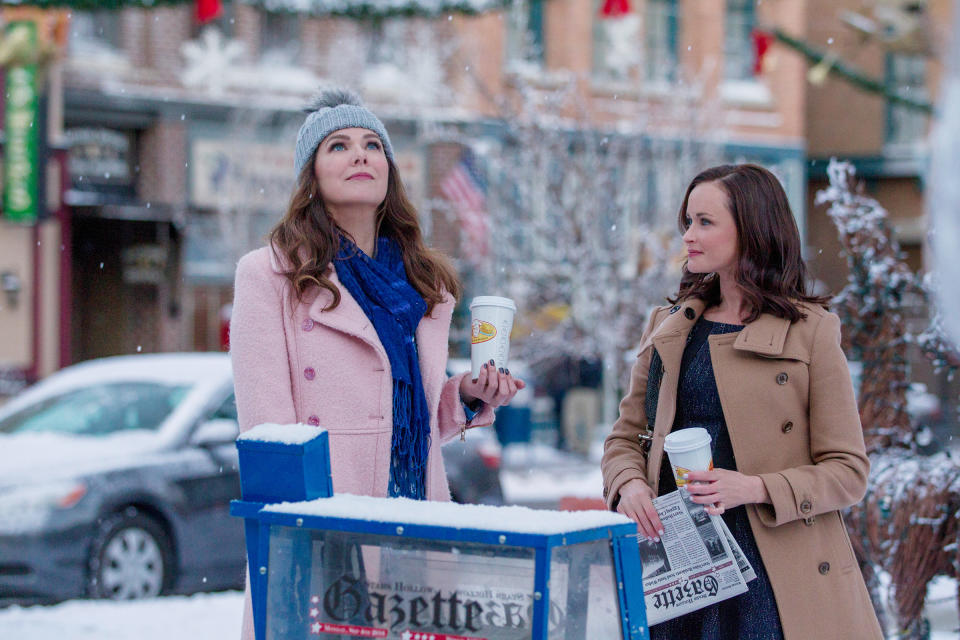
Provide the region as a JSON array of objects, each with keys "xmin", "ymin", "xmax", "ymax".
[
  {"xmin": 0, "ymin": 591, "xmax": 242, "ymax": 639},
  {"xmin": 0, "ymin": 577, "xmax": 956, "ymax": 639}
]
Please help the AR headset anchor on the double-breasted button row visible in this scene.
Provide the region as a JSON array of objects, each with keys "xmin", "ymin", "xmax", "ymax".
[
  {"xmin": 781, "ymin": 420, "xmax": 794, "ymax": 433},
  {"xmin": 307, "ymin": 415, "xmax": 320, "ymax": 426},
  {"xmin": 302, "ymin": 318, "xmax": 315, "ymax": 332},
  {"xmin": 776, "ymin": 372, "xmax": 789, "ymax": 385},
  {"xmin": 818, "ymin": 562, "xmax": 830, "ymax": 575},
  {"xmin": 304, "ymin": 367, "xmax": 316, "ymax": 381},
  {"xmin": 684, "ymin": 307, "xmax": 696, "ymax": 320},
  {"xmin": 804, "ymin": 516, "xmax": 816, "ymax": 526},
  {"xmin": 800, "ymin": 500, "xmax": 812, "ymax": 514}
]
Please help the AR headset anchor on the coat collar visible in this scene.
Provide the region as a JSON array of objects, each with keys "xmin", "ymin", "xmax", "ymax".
[{"xmin": 649, "ymin": 298, "xmax": 792, "ymax": 358}]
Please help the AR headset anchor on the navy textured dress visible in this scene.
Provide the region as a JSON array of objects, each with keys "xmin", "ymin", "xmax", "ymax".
[{"xmin": 647, "ymin": 317, "xmax": 784, "ymax": 640}]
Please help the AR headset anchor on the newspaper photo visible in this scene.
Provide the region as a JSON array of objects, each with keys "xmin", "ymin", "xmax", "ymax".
[{"xmin": 637, "ymin": 489, "xmax": 755, "ymax": 626}]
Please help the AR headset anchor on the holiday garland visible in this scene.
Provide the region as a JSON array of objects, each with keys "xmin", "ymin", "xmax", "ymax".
[
  {"xmin": 768, "ymin": 26, "xmax": 934, "ymax": 114},
  {"xmin": 0, "ymin": 0, "xmax": 192, "ymax": 8},
  {"xmin": 238, "ymin": 0, "xmax": 511, "ymax": 17},
  {"xmin": 0, "ymin": 0, "xmax": 513, "ymax": 16}
]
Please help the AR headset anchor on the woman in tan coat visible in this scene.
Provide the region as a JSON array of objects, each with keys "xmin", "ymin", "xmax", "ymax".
[{"xmin": 601, "ymin": 164, "xmax": 882, "ymax": 639}]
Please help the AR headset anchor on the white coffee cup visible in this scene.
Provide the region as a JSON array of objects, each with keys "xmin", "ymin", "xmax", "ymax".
[
  {"xmin": 663, "ymin": 427, "xmax": 713, "ymax": 488},
  {"xmin": 469, "ymin": 296, "xmax": 516, "ymax": 379}
]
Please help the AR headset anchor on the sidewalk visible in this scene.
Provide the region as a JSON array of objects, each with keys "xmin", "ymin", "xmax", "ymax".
[{"xmin": 499, "ymin": 441, "xmax": 603, "ymax": 509}]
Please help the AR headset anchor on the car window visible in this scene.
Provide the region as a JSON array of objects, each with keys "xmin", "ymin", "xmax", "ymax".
[
  {"xmin": 0, "ymin": 382, "xmax": 190, "ymax": 436},
  {"xmin": 211, "ymin": 394, "xmax": 237, "ymax": 421}
]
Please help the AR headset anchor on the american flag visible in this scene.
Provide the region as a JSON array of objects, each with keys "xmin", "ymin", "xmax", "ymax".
[{"xmin": 440, "ymin": 152, "xmax": 490, "ymax": 262}]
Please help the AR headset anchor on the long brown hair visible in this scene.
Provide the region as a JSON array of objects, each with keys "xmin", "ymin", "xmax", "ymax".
[
  {"xmin": 270, "ymin": 152, "xmax": 461, "ymax": 314},
  {"xmin": 670, "ymin": 163, "xmax": 829, "ymax": 323}
]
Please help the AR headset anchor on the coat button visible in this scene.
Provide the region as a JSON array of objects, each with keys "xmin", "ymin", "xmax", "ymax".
[
  {"xmin": 302, "ymin": 318, "xmax": 315, "ymax": 332},
  {"xmin": 669, "ymin": 305, "xmax": 681, "ymax": 314},
  {"xmin": 818, "ymin": 562, "xmax": 830, "ymax": 575},
  {"xmin": 776, "ymin": 372, "xmax": 789, "ymax": 385},
  {"xmin": 304, "ymin": 367, "xmax": 316, "ymax": 381},
  {"xmin": 804, "ymin": 517, "xmax": 816, "ymax": 526},
  {"xmin": 781, "ymin": 420, "xmax": 794, "ymax": 433},
  {"xmin": 684, "ymin": 307, "xmax": 696, "ymax": 320},
  {"xmin": 307, "ymin": 415, "xmax": 320, "ymax": 426},
  {"xmin": 800, "ymin": 500, "xmax": 812, "ymax": 513}
]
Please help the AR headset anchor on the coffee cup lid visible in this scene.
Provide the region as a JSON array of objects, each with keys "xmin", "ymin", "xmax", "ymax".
[
  {"xmin": 470, "ymin": 296, "xmax": 517, "ymax": 312},
  {"xmin": 663, "ymin": 427, "xmax": 712, "ymax": 453}
]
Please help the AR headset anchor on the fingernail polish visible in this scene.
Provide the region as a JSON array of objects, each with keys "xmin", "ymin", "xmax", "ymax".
[
  {"xmin": 483, "ymin": 362, "xmax": 488, "ymax": 368},
  {"xmin": 505, "ymin": 368, "xmax": 510, "ymax": 375},
  {"xmin": 658, "ymin": 529, "xmax": 664, "ymax": 535},
  {"xmin": 489, "ymin": 359, "xmax": 495, "ymax": 365},
  {"xmin": 498, "ymin": 367, "xmax": 504, "ymax": 373}
]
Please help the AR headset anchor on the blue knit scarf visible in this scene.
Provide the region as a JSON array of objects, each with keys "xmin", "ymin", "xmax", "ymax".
[{"xmin": 335, "ymin": 235, "xmax": 430, "ymax": 500}]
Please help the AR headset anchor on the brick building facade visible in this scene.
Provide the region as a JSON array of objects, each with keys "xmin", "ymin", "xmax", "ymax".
[{"xmin": 0, "ymin": 1, "xmax": 951, "ymax": 409}]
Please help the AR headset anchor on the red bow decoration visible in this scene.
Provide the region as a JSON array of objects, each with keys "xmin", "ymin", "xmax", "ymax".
[
  {"xmin": 196, "ymin": 0, "xmax": 222, "ymax": 24},
  {"xmin": 752, "ymin": 29, "xmax": 774, "ymax": 75},
  {"xmin": 600, "ymin": 0, "xmax": 631, "ymax": 18}
]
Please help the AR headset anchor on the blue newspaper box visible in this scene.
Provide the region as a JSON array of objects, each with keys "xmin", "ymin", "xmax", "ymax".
[{"xmin": 232, "ymin": 424, "xmax": 648, "ymax": 640}]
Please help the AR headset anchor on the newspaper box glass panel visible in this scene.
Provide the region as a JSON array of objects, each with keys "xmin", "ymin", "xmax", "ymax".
[
  {"xmin": 265, "ymin": 526, "xmax": 624, "ymax": 640},
  {"xmin": 548, "ymin": 539, "xmax": 623, "ymax": 639}
]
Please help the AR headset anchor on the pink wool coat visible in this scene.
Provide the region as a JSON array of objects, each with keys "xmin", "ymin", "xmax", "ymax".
[{"xmin": 231, "ymin": 246, "xmax": 494, "ymax": 639}]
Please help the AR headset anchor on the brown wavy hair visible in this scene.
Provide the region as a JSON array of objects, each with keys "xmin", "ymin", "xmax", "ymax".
[
  {"xmin": 669, "ymin": 163, "xmax": 829, "ymax": 323},
  {"xmin": 269, "ymin": 152, "xmax": 461, "ymax": 315}
]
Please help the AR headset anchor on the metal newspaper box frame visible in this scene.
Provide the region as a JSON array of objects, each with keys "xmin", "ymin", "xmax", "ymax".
[{"xmin": 231, "ymin": 427, "xmax": 648, "ymax": 640}]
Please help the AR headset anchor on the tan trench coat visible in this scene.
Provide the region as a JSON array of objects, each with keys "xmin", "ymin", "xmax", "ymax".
[{"xmin": 601, "ymin": 298, "xmax": 882, "ymax": 640}]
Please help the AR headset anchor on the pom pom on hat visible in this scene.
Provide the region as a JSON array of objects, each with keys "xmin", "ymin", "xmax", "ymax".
[
  {"xmin": 304, "ymin": 87, "xmax": 365, "ymax": 112},
  {"xmin": 294, "ymin": 87, "xmax": 394, "ymax": 175}
]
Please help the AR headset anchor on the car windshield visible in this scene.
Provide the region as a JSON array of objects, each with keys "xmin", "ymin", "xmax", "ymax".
[{"xmin": 0, "ymin": 382, "xmax": 190, "ymax": 436}]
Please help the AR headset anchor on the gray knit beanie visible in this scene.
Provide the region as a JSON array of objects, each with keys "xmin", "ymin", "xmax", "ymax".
[{"xmin": 294, "ymin": 88, "xmax": 394, "ymax": 175}]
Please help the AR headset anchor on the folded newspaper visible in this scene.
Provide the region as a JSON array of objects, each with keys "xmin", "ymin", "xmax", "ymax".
[{"xmin": 638, "ymin": 489, "xmax": 756, "ymax": 626}]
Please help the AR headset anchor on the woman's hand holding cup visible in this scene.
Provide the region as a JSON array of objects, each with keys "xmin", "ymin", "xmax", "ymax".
[
  {"xmin": 459, "ymin": 359, "xmax": 526, "ymax": 409},
  {"xmin": 684, "ymin": 469, "xmax": 770, "ymax": 515}
]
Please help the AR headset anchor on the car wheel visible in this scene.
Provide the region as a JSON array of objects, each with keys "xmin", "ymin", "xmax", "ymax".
[{"xmin": 88, "ymin": 509, "xmax": 173, "ymax": 600}]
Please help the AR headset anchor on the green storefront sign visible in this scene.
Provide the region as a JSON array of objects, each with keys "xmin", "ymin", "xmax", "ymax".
[{"xmin": 3, "ymin": 21, "xmax": 40, "ymax": 224}]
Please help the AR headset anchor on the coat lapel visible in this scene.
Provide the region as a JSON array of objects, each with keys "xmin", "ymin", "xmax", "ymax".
[
  {"xmin": 306, "ymin": 267, "xmax": 387, "ymax": 359},
  {"xmin": 268, "ymin": 247, "xmax": 387, "ymax": 359},
  {"xmin": 648, "ymin": 299, "xmax": 705, "ymax": 455}
]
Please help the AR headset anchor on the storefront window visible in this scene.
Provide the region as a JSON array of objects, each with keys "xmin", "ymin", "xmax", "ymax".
[
  {"xmin": 723, "ymin": 0, "xmax": 755, "ymax": 81},
  {"xmin": 645, "ymin": 0, "xmax": 681, "ymax": 83}
]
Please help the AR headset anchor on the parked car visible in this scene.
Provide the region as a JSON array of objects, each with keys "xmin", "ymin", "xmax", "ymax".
[
  {"xmin": 0, "ymin": 354, "xmax": 244, "ymax": 604},
  {"xmin": 0, "ymin": 352, "xmax": 503, "ymax": 605},
  {"xmin": 442, "ymin": 426, "xmax": 503, "ymax": 505}
]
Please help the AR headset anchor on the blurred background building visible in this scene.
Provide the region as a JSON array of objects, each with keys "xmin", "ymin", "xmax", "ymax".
[{"xmin": 0, "ymin": 0, "xmax": 953, "ymax": 432}]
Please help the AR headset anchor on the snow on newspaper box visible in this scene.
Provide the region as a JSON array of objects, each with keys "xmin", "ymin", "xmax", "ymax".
[{"xmin": 231, "ymin": 423, "xmax": 648, "ymax": 640}]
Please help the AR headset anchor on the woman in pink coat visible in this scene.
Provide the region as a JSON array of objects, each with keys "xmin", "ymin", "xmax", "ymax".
[{"xmin": 231, "ymin": 88, "xmax": 523, "ymax": 639}]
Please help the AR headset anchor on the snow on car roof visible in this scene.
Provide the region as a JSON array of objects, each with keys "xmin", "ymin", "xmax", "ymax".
[
  {"xmin": 265, "ymin": 494, "xmax": 631, "ymax": 535},
  {"xmin": 51, "ymin": 353, "xmax": 231, "ymax": 384},
  {"xmin": 0, "ymin": 353, "xmax": 232, "ymax": 419}
]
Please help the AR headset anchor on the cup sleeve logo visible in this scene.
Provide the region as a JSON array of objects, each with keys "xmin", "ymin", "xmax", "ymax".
[
  {"xmin": 672, "ymin": 462, "xmax": 713, "ymax": 486},
  {"xmin": 471, "ymin": 320, "xmax": 497, "ymax": 344}
]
